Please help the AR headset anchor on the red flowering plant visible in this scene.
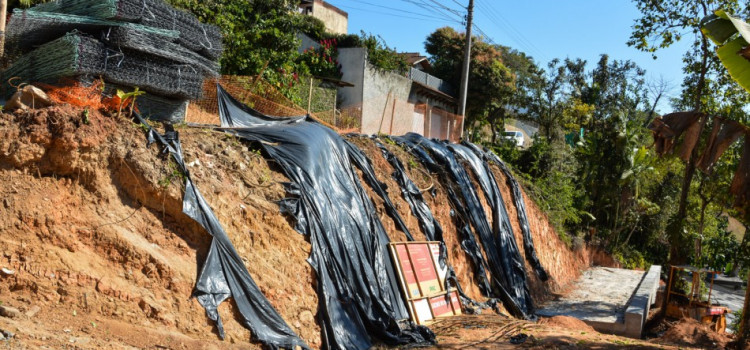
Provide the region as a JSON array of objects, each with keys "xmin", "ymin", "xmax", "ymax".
[{"xmin": 297, "ymin": 38, "xmax": 342, "ymax": 79}]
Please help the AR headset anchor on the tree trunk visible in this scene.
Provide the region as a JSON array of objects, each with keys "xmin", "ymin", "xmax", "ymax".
[
  {"xmin": 669, "ymin": 159, "xmax": 698, "ymax": 265},
  {"xmin": 740, "ymin": 270, "xmax": 750, "ymax": 349},
  {"xmin": 668, "ymin": 32, "xmax": 711, "ymax": 266}
]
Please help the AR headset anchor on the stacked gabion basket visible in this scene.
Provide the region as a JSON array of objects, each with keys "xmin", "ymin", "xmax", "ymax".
[{"xmin": 2, "ymin": 0, "xmax": 222, "ymax": 122}]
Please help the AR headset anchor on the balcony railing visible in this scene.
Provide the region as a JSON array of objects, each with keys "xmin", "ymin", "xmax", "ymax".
[{"xmin": 407, "ymin": 67, "xmax": 455, "ymax": 97}]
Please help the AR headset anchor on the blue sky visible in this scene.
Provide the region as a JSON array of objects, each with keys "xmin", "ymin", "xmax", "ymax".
[{"xmin": 326, "ymin": 0, "xmax": 698, "ymax": 113}]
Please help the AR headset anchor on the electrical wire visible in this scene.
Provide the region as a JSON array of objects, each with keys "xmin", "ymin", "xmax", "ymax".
[
  {"xmin": 334, "ymin": 4, "xmax": 457, "ymax": 23},
  {"xmin": 475, "ymin": 0, "xmax": 548, "ymax": 61}
]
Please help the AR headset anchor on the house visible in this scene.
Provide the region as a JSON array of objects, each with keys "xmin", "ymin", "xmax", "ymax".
[
  {"xmin": 400, "ymin": 52, "xmax": 431, "ymax": 71},
  {"xmin": 298, "ymin": 0, "xmax": 348, "ymax": 35},
  {"xmin": 337, "ymin": 47, "xmax": 462, "ymax": 141}
]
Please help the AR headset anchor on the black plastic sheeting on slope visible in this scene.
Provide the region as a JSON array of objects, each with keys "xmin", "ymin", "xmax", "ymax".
[
  {"xmin": 393, "ymin": 133, "xmax": 535, "ymax": 319},
  {"xmin": 447, "ymin": 143, "xmax": 535, "ymax": 318},
  {"xmin": 474, "ymin": 145, "xmax": 549, "ymax": 282},
  {"xmin": 131, "ymin": 113, "xmax": 309, "ymax": 350},
  {"xmin": 373, "ymin": 139, "xmax": 443, "ymax": 243},
  {"xmin": 390, "ymin": 134, "xmax": 492, "ymax": 299},
  {"xmin": 216, "ymin": 85, "xmax": 435, "ymax": 350},
  {"xmin": 372, "ymin": 138, "xmax": 492, "ymax": 313},
  {"xmin": 345, "ymin": 136, "xmax": 415, "ymax": 241}
]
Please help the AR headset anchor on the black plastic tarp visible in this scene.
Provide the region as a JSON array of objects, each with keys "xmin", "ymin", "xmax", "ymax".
[
  {"xmin": 216, "ymin": 85, "xmax": 434, "ymax": 350},
  {"xmin": 478, "ymin": 146, "xmax": 549, "ymax": 281},
  {"xmin": 132, "ymin": 113, "xmax": 309, "ymax": 350},
  {"xmin": 391, "ymin": 134, "xmax": 492, "ymax": 298},
  {"xmin": 393, "ymin": 133, "xmax": 535, "ymax": 319},
  {"xmin": 374, "ymin": 138, "xmax": 493, "ymax": 309},
  {"xmin": 345, "ymin": 136, "xmax": 415, "ymax": 241},
  {"xmin": 447, "ymin": 143, "xmax": 534, "ymax": 318},
  {"xmin": 374, "ymin": 140, "xmax": 443, "ymax": 243}
]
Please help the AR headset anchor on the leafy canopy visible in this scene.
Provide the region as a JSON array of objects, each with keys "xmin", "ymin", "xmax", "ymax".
[{"xmin": 425, "ymin": 27, "xmax": 515, "ymax": 125}]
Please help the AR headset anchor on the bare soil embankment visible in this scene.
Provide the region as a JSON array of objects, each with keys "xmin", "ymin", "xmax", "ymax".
[{"xmin": 0, "ymin": 105, "xmax": 622, "ymax": 348}]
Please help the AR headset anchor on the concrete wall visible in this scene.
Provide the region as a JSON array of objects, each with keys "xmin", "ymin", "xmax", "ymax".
[
  {"xmin": 336, "ymin": 47, "xmax": 458, "ymax": 137},
  {"xmin": 623, "ymin": 265, "xmax": 661, "ymax": 338},
  {"xmin": 312, "ymin": 0, "xmax": 348, "ymax": 35},
  {"xmin": 336, "ymin": 47, "xmax": 366, "ymax": 109},
  {"xmin": 297, "ymin": 32, "xmax": 321, "ymax": 54},
  {"xmin": 407, "ymin": 91, "xmax": 456, "ymax": 114},
  {"xmin": 360, "ymin": 62, "xmax": 412, "ymax": 134}
]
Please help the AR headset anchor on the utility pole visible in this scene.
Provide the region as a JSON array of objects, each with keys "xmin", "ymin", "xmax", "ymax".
[
  {"xmin": 457, "ymin": 0, "xmax": 474, "ymax": 140},
  {"xmin": 0, "ymin": 0, "xmax": 7, "ymax": 58}
]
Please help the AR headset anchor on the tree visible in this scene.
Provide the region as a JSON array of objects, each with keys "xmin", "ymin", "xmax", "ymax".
[
  {"xmin": 629, "ymin": 0, "xmax": 748, "ymax": 265},
  {"xmin": 486, "ymin": 45, "xmax": 541, "ymax": 143},
  {"xmin": 424, "ymin": 27, "xmax": 515, "ymax": 138},
  {"xmin": 167, "ymin": 0, "xmax": 314, "ymax": 97},
  {"xmin": 743, "ymin": 279, "xmax": 750, "ymax": 348}
]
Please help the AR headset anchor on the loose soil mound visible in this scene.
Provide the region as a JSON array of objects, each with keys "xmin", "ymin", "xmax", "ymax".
[
  {"xmin": 655, "ymin": 318, "xmax": 732, "ymax": 349},
  {"xmin": 0, "ymin": 105, "xmax": 588, "ymax": 348},
  {"xmin": 538, "ymin": 316, "xmax": 596, "ymax": 332}
]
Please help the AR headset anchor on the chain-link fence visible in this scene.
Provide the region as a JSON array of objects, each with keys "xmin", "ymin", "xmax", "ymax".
[
  {"xmin": 188, "ymin": 75, "xmax": 360, "ymax": 133},
  {"xmin": 187, "ymin": 75, "xmax": 463, "ymax": 141}
]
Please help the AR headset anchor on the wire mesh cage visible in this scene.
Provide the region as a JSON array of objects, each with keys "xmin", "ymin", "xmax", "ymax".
[{"xmin": 28, "ymin": 0, "xmax": 223, "ymax": 60}]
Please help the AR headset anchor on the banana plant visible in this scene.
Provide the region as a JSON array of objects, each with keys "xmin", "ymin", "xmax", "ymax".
[
  {"xmin": 701, "ymin": 9, "xmax": 750, "ymax": 92},
  {"xmin": 620, "ymin": 146, "xmax": 654, "ymax": 199}
]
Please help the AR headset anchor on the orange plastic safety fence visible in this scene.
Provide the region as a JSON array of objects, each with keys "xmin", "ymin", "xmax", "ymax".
[{"xmin": 36, "ymin": 79, "xmax": 122, "ymax": 111}]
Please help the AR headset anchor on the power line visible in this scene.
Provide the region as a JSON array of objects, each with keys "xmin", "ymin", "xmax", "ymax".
[
  {"xmin": 355, "ymin": 0, "xmax": 456, "ymax": 22},
  {"xmin": 475, "ymin": 0, "xmax": 547, "ymax": 61},
  {"xmin": 487, "ymin": 4, "xmax": 546, "ymax": 58},
  {"xmin": 400, "ymin": 0, "xmax": 464, "ymax": 23},
  {"xmin": 446, "ymin": 0, "xmax": 466, "ymax": 10},
  {"xmin": 335, "ymin": 4, "xmax": 458, "ymax": 23},
  {"xmin": 424, "ymin": 0, "xmax": 464, "ymax": 18}
]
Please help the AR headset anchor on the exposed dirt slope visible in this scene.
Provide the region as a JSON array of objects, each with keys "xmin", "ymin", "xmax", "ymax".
[
  {"xmin": 0, "ymin": 105, "xmax": 588, "ymax": 348},
  {"xmin": 0, "ymin": 106, "xmax": 318, "ymax": 348},
  {"xmin": 346, "ymin": 138, "xmax": 588, "ymax": 306}
]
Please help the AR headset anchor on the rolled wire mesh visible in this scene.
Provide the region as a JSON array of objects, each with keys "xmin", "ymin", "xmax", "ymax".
[
  {"xmin": 29, "ymin": 0, "xmax": 222, "ymax": 60},
  {"xmin": 2, "ymin": 32, "xmax": 204, "ymax": 99},
  {"xmin": 6, "ymin": 9, "xmax": 177, "ymax": 50},
  {"xmin": 1, "ymin": 33, "xmax": 105, "ymax": 91},
  {"xmin": 105, "ymin": 46, "xmax": 204, "ymax": 98},
  {"xmin": 102, "ymin": 26, "xmax": 219, "ymax": 76}
]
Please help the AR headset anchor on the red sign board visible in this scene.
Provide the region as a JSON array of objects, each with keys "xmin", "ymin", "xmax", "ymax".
[
  {"xmin": 395, "ymin": 245, "xmax": 420, "ymax": 297},
  {"xmin": 390, "ymin": 242, "xmax": 463, "ymax": 324},
  {"xmin": 429, "ymin": 294, "xmax": 452, "ymax": 317}
]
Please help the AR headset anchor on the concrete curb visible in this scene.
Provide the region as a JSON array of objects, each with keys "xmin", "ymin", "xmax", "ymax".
[{"xmin": 623, "ymin": 265, "xmax": 661, "ymax": 338}]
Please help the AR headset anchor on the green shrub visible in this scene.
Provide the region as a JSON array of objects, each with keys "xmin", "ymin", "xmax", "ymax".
[{"xmin": 729, "ymin": 308, "xmax": 743, "ymax": 334}]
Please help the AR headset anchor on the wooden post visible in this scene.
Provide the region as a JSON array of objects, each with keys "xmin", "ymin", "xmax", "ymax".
[
  {"xmin": 306, "ymin": 77, "xmax": 313, "ymax": 114},
  {"xmin": 0, "ymin": 0, "xmax": 7, "ymax": 58},
  {"xmin": 389, "ymin": 97, "xmax": 397, "ymax": 134},
  {"xmin": 378, "ymin": 90, "xmax": 392, "ymax": 135},
  {"xmin": 424, "ymin": 104, "xmax": 432, "ymax": 138},
  {"xmin": 665, "ymin": 266, "xmax": 675, "ymax": 310},
  {"xmin": 332, "ymin": 92, "xmax": 337, "ymax": 127},
  {"xmin": 739, "ymin": 269, "xmax": 750, "ymax": 348}
]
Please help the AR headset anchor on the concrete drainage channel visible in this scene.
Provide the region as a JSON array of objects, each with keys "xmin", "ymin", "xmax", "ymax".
[{"xmin": 538, "ymin": 265, "xmax": 662, "ymax": 338}]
